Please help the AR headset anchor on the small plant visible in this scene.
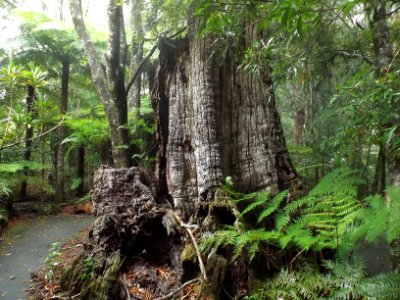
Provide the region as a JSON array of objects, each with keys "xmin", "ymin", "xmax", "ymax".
[
  {"xmin": 246, "ymin": 260, "xmax": 400, "ymax": 300},
  {"xmin": 44, "ymin": 242, "xmax": 62, "ymax": 282},
  {"xmin": 80, "ymin": 257, "xmax": 94, "ymax": 280}
]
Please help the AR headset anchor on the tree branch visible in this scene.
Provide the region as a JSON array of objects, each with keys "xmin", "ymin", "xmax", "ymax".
[
  {"xmin": 171, "ymin": 210, "xmax": 207, "ymax": 282},
  {"xmin": 125, "ymin": 27, "xmax": 187, "ymax": 97},
  {"xmin": 70, "ymin": 0, "xmax": 111, "ymax": 107},
  {"xmin": 0, "ymin": 116, "xmax": 65, "ymax": 151},
  {"xmin": 325, "ymin": 49, "xmax": 373, "ymax": 64},
  {"xmin": 125, "ymin": 42, "xmax": 158, "ymax": 96},
  {"xmin": 154, "ymin": 278, "xmax": 201, "ymax": 300}
]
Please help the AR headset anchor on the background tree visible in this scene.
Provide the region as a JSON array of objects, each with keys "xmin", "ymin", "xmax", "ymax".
[{"xmin": 70, "ymin": 0, "xmax": 132, "ymax": 168}]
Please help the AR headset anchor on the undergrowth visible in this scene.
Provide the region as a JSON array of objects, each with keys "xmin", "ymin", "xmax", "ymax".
[
  {"xmin": 247, "ymin": 260, "xmax": 400, "ymax": 300},
  {"xmin": 199, "ymin": 168, "xmax": 400, "ymax": 299}
]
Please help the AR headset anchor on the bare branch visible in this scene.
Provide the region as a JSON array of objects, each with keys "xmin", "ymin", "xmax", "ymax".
[
  {"xmin": 154, "ymin": 278, "xmax": 201, "ymax": 300},
  {"xmin": 324, "ymin": 49, "xmax": 373, "ymax": 64},
  {"xmin": 125, "ymin": 27, "xmax": 187, "ymax": 97},
  {"xmin": 125, "ymin": 42, "xmax": 158, "ymax": 96},
  {"xmin": 0, "ymin": 116, "xmax": 65, "ymax": 151}
]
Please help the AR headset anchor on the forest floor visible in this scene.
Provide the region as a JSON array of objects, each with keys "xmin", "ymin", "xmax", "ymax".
[{"xmin": 0, "ymin": 214, "xmax": 93, "ymax": 300}]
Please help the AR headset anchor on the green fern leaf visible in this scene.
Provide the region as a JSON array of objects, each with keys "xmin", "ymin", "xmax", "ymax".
[{"xmin": 257, "ymin": 190, "xmax": 288, "ymax": 223}]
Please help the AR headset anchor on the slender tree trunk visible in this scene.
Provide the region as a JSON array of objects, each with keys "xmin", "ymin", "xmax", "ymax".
[
  {"xmin": 20, "ymin": 85, "xmax": 35, "ymax": 199},
  {"xmin": 368, "ymin": 0, "xmax": 400, "ymax": 189},
  {"xmin": 76, "ymin": 145, "xmax": 85, "ymax": 197},
  {"xmin": 147, "ymin": 61, "xmax": 156, "ymax": 92},
  {"xmin": 70, "ymin": 0, "xmax": 132, "ymax": 168},
  {"xmin": 127, "ymin": 0, "xmax": 144, "ymax": 110},
  {"xmin": 369, "ymin": 0, "xmax": 392, "ymax": 74},
  {"xmin": 293, "ymin": 109, "xmax": 304, "ymax": 145},
  {"xmin": 372, "ymin": 142, "xmax": 386, "ymax": 195},
  {"xmin": 367, "ymin": 0, "xmax": 400, "ymax": 269},
  {"xmin": 55, "ymin": 56, "xmax": 70, "ymax": 201}
]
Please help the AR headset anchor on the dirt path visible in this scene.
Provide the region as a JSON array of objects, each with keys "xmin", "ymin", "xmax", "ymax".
[{"xmin": 0, "ymin": 215, "xmax": 93, "ymax": 300}]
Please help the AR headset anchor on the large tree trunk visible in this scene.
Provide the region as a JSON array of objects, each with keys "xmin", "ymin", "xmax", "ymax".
[
  {"xmin": 70, "ymin": 0, "xmax": 132, "ymax": 168},
  {"xmin": 153, "ymin": 21, "xmax": 300, "ymax": 219},
  {"xmin": 61, "ymin": 16, "xmax": 301, "ymax": 300},
  {"xmin": 152, "ymin": 19, "xmax": 301, "ymax": 296}
]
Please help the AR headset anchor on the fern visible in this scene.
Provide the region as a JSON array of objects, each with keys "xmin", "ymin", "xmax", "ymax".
[
  {"xmin": 257, "ymin": 190, "xmax": 288, "ymax": 223},
  {"xmin": 200, "ymin": 189, "xmax": 288, "ymax": 262},
  {"xmin": 341, "ymin": 186, "xmax": 400, "ymax": 254},
  {"xmin": 249, "ymin": 260, "xmax": 400, "ymax": 300},
  {"xmin": 279, "ymin": 168, "xmax": 362, "ymax": 251},
  {"xmin": 200, "ymin": 227, "xmax": 281, "ymax": 263},
  {"xmin": 239, "ymin": 191, "xmax": 269, "ymax": 216},
  {"xmin": 201, "ymin": 169, "xmax": 364, "ymax": 263},
  {"xmin": 0, "ymin": 179, "xmax": 11, "ymax": 198}
]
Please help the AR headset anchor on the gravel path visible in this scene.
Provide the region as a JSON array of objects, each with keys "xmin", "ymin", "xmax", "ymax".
[{"xmin": 0, "ymin": 215, "xmax": 93, "ymax": 300}]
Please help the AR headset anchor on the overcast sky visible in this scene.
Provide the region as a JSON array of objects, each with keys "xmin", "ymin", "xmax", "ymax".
[{"xmin": 1, "ymin": 0, "xmax": 113, "ymax": 52}]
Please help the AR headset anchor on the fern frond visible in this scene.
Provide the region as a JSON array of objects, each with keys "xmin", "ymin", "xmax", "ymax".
[
  {"xmin": 240, "ymin": 192, "xmax": 269, "ymax": 215},
  {"xmin": 342, "ymin": 186, "xmax": 400, "ymax": 248},
  {"xmin": 362, "ymin": 272, "xmax": 400, "ymax": 300},
  {"xmin": 257, "ymin": 190, "xmax": 288, "ymax": 223},
  {"xmin": 275, "ymin": 213, "xmax": 290, "ymax": 231},
  {"xmin": 282, "ymin": 169, "xmax": 363, "ymax": 251},
  {"xmin": 0, "ymin": 179, "xmax": 11, "ymax": 197}
]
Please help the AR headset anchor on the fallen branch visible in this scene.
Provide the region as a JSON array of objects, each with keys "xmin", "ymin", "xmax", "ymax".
[
  {"xmin": 120, "ymin": 275, "xmax": 131, "ymax": 300},
  {"xmin": 154, "ymin": 278, "xmax": 201, "ymax": 300}
]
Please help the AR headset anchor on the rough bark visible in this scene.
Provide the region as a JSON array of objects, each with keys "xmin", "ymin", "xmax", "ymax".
[
  {"xmin": 61, "ymin": 167, "xmax": 183, "ymax": 299},
  {"xmin": 153, "ymin": 21, "xmax": 301, "ymax": 220},
  {"xmin": 152, "ymin": 18, "xmax": 301, "ymax": 297},
  {"xmin": 20, "ymin": 85, "xmax": 35, "ymax": 199},
  {"xmin": 70, "ymin": 0, "xmax": 132, "ymax": 168},
  {"xmin": 293, "ymin": 110, "xmax": 304, "ymax": 145}
]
